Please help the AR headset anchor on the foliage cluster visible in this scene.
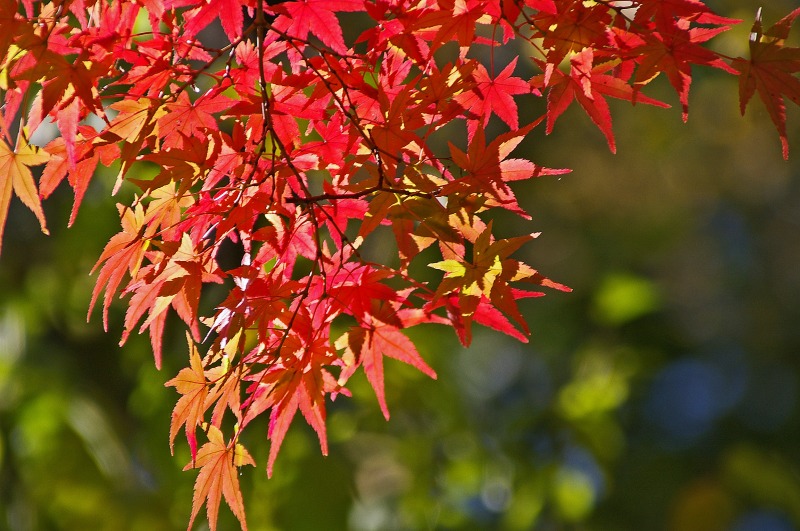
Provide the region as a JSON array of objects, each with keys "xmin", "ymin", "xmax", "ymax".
[{"xmin": 2, "ymin": 0, "xmax": 800, "ymax": 528}]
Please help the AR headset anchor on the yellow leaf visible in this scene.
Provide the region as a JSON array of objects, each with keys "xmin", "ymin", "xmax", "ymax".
[
  {"xmin": 0, "ymin": 130, "xmax": 51, "ymax": 255},
  {"xmin": 429, "ymin": 259, "xmax": 466, "ymax": 277}
]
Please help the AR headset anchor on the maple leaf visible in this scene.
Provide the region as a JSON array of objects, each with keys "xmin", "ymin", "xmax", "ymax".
[
  {"xmin": 40, "ymin": 128, "xmax": 119, "ymax": 226},
  {"xmin": 337, "ymin": 302, "xmax": 437, "ymax": 419},
  {"xmin": 184, "ymin": 424, "xmax": 255, "ymax": 531},
  {"xmin": 137, "ymin": 135, "xmax": 220, "ymax": 193},
  {"xmin": 103, "ymin": 98, "xmax": 167, "ymax": 192},
  {"xmin": 88, "ymin": 203, "xmax": 150, "ymax": 330},
  {"xmin": 323, "ymin": 263, "xmax": 397, "ymax": 320},
  {"xmin": 183, "ymin": 0, "xmax": 244, "ymax": 42},
  {"xmin": 252, "ymin": 360, "xmax": 332, "ymax": 475},
  {"xmin": 417, "ymin": 0, "xmax": 490, "ymax": 52},
  {"xmin": 425, "ymin": 291, "xmax": 542, "ymax": 346},
  {"xmin": 271, "ymin": 0, "xmax": 363, "ymax": 54},
  {"xmin": 159, "ymin": 91, "xmax": 232, "ymax": 149},
  {"xmin": 632, "ymin": 0, "xmax": 742, "ymax": 32},
  {"xmin": 536, "ymin": 49, "xmax": 670, "ymax": 152},
  {"xmin": 369, "ymin": 84, "xmax": 425, "ymax": 156},
  {"xmin": 26, "ymin": 54, "xmax": 105, "ymax": 166},
  {"xmin": 240, "ymin": 313, "xmax": 339, "ymax": 476},
  {"xmin": 205, "ymin": 355, "xmax": 244, "ymax": 430},
  {"xmin": 534, "ymin": 0, "xmax": 614, "ymax": 67},
  {"xmin": 256, "ymin": 212, "xmax": 319, "ymax": 277},
  {"xmin": 0, "ymin": 129, "xmax": 49, "ymax": 256},
  {"xmin": 444, "ymin": 124, "xmax": 569, "ymax": 215},
  {"xmin": 455, "ymin": 57, "xmax": 530, "ymax": 139},
  {"xmin": 632, "ymin": 17, "xmax": 737, "ymax": 121},
  {"xmin": 429, "ymin": 222, "xmax": 569, "ymax": 341},
  {"xmin": 733, "ymin": 7, "xmax": 800, "ymax": 159},
  {"xmin": 118, "ymin": 230, "xmax": 222, "ymax": 367},
  {"xmin": 166, "ymin": 334, "xmax": 210, "ymax": 459}
]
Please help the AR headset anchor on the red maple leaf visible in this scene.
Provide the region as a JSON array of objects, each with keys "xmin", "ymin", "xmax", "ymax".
[
  {"xmin": 632, "ymin": 17, "xmax": 737, "ymax": 121},
  {"xmin": 456, "ymin": 57, "xmax": 530, "ymax": 138},
  {"xmin": 183, "ymin": 0, "xmax": 244, "ymax": 42},
  {"xmin": 444, "ymin": 124, "xmax": 569, "ymax": 215},
  {"xmin": 40, "ymin": 128, "xmax": 119, "ymax": 226},
  {"xmin": 271, "ymin": 0, "xmax": 363, "ymax": 54},
  {"xmin": 534, "ymin": 0, "xmax": 613, "ymax": 67},
  {"xmin": 633, "ymin": 0, "xmax": 742, "ymax": 31},
  {"xmin": 536, "ymin": 48, "xmax": 670, "ymax": 152},
  {"xmin": 240, "ymin": 310, "xmax": 340, "ymax": 476},
  {"xmin": 338, "ymin": 303, "xmax": 437, "ymax": 419},
  {"xmin": 159, "ymin": 91, "xmax": 232, "ymax": 149},
  {"xmin": 429, "ymin": 223, "xmax": 570, "ymax": 342},
  {"xmin": 426, "ymin": 291, "xmax": 544, "ymax": 346}
]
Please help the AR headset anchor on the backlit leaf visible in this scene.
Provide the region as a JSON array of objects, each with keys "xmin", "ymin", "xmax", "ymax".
[{"xmin": 0, "ymin": 129, "xmax": 49, "ymax": 256}]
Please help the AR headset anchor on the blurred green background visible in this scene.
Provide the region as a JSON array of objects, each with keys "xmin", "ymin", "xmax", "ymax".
[{"xmin": 2, "ymin": 1, "xmax": 800, "ymax": 529}]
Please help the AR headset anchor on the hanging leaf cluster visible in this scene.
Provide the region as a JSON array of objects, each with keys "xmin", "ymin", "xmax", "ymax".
[{"xmin": 2, "ymin": 0, "xmax": 800, "ymax": 528}]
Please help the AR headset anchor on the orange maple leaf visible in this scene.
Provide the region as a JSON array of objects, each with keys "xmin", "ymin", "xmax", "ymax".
[
  {"xmin": 184, "ymin": 424, "xmax": 255, "ymax": 531},
  {"xmin": 0, "ymin": 129, "xmax": 49, "ymax": 256},
  {"xmin": 88, "ymin": 202, "xmax": 150, "ymax": 330},
  {"xmin": 165, "ymin": 334, "xmax": 210, "ymax": 458}
]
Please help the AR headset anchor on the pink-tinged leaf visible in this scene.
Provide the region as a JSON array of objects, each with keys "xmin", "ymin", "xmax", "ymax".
[
  {"xmin": 148, "ymin": 308, "xmax": 167, "ymax": 370},
  {"xmin": 41, "ymin": 131, "xmax": 108, "ymax": 226},
  {"xmin": 159, "ymin": 91, "xmax": 231, "ymax": 148},
  {"xmin": 56, "ymin": 97, "xmax": 81, "ymax": 167},
  {"xmin": 444, "ymin": 123, "xmax": 567, "ymax": 216},
  {"xmin": 241, "ymin": 333, "xmax": 337, "ymax": 476},
  {"xmin": 121, "ymin": 273, "xmax": 166, "ymax": 343}
]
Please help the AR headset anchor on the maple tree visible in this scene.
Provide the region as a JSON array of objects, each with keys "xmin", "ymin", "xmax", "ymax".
[{"xmin": 2, "ymin": 0, "xmax": 800, "ymax": 529}]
